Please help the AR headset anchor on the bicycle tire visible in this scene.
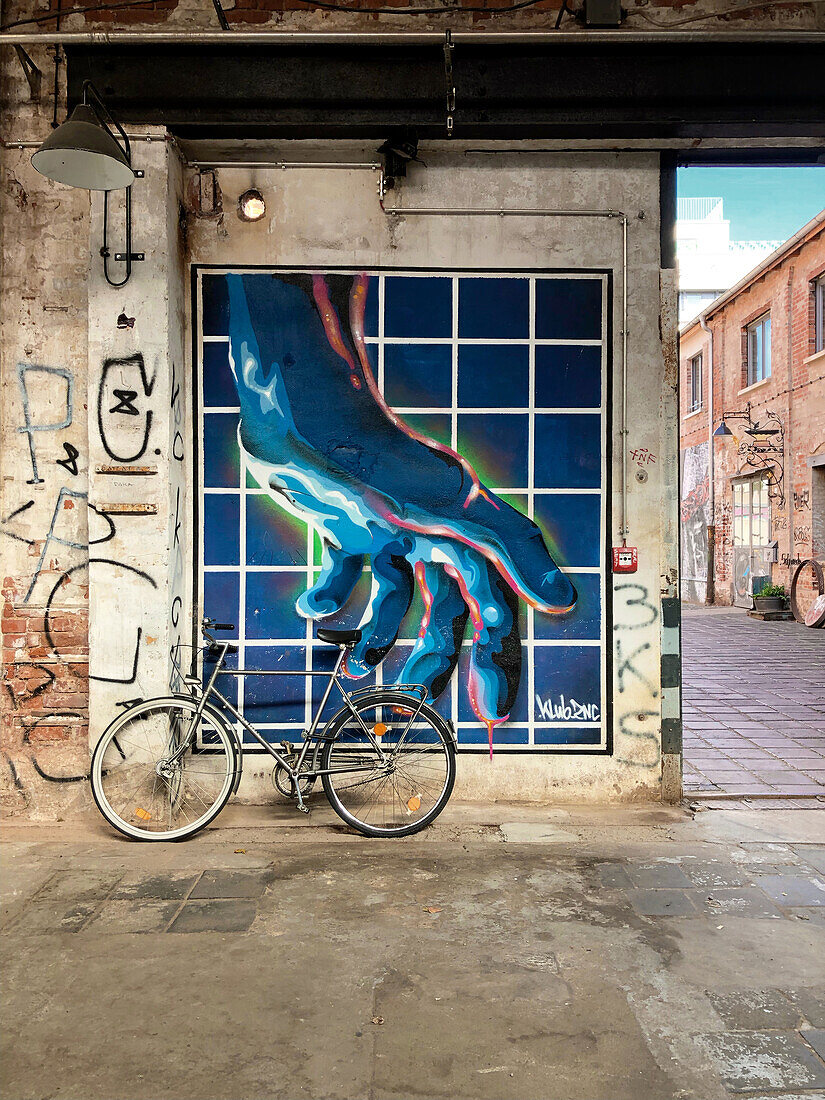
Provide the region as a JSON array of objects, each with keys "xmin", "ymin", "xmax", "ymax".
[
  {"xmin": 90, "ymin": 696, "xmax": 239, "ymax": 841},
  {"xmin": 320, "ymin": 691, "xmax": 456, "ymax": 838}
]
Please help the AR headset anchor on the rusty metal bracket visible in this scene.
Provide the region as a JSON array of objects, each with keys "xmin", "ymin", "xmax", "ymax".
[
  {"xmin": 96, "ymin": 502, "xmax": 158, "ymax": 514},
  {"xmin": 14, "ymin": 45, "xmax": 41, "ymax": 102},
  {"xmin": 211, "ymin": 0, "xmax": 231, "ymax": 32},
  {"xmin": 443, "ymin": 30, "xmax": 455, "ymax": 139}
]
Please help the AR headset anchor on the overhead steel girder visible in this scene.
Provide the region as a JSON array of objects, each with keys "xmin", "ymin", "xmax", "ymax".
[{"xmin": 64, "ymin": 39, "xmax": 825, "ymax": 140}]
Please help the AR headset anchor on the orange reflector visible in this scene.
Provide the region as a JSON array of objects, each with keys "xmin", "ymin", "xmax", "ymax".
[
  {"xmin": 373, "ymin": 723, "xmax": 388, "ymax": 737},
  {"xmin": 134, "ymin": 807, "xmax": 152, "ymax": 821},
  {"xmin": 407, "ymin": 795, "xmax": 421, "ymax": 812}
]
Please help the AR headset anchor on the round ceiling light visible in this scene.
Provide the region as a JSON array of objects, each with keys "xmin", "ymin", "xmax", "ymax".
[{"xmin": 238, "ymin": 189, "xmax": 266, "ymax": 222}]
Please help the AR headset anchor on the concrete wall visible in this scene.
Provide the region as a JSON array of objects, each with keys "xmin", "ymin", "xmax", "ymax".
[{"xmin": 188, "ymin": 151, "xmax": 676, "ymax": 802}]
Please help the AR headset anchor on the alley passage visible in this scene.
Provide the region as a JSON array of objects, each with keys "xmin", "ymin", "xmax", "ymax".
[{"xmin": 683, "ymin": 606, "xmax": 825, "ymax": 799}]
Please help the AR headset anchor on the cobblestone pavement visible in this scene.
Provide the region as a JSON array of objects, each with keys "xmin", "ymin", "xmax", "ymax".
[
  {"xmin": 682, "ymin": 606, "xmax": 825, "ymax": 800},
  {"xmin": 1, "ymin": 805, "xmax": 825, "ymax": 1100}
]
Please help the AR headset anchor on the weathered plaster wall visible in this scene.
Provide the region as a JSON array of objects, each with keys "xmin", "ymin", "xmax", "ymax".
[
  {"xmin": 86, "ymin": 132, "xmax": 191, "ymax": 738},
  {"xmin": 1, "ymin": 33, "xmax": 192, "ymax": 812},
  {"xmin": 1, "ymin": 38, "xmax": 679, "ymax": 812},
  {"xmin": 1, "ymin": 49, "xmax": 92, "ymax": 815},
  {"xmin": 185, "ymin": 150, "xmax": 673, "ymax": 803}
]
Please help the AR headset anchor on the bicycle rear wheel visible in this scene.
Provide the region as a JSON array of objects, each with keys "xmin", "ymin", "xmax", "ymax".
[
  {"xmin": 90, "ymin": 697, "xmax": 238, "ymax": 841},
  {"xmin": 320, "ymin": 691, "xmax": 456, "ymax": 838}
]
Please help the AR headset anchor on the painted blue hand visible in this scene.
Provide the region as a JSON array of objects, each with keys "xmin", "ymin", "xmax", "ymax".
[{"xmin": 226, "ymin": 272, "xmax": 577, "ymax": 750}]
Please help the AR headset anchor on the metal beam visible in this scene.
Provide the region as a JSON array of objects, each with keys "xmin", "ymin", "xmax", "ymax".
[{"xmin": 59, "ymin": 38, "xmax": 825, "ymax": 140}]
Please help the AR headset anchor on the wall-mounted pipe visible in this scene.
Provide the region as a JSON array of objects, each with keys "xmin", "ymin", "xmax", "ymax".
[
  {"xmin": 2, "ymin": 134, "xmax": 170, "ymax": 148},
  {"xmin": 186, "ymin": 161, "xmax": 382, "ymax": 171},
  {"xmin": 2, "ymin": 30, "xmax": 824, "ymax": 45},
  {"xmin": 379, "ymin": 200, "xmax": 630, "ymax": 541},
  {"xmin": 699, "ymin": 311, "xmax": 714, "ymax": 604}
]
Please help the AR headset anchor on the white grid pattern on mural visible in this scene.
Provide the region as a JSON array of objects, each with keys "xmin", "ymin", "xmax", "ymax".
[{"xmin": 197, "ymin": 268, "xmax": 608, "ymax": 752}]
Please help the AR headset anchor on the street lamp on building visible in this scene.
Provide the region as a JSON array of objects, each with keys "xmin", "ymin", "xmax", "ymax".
[
  {"xmin": 712, "ymin": 403, "xmax": 786, "ymax": 507},
  {"xmin": 713, "ymin": 418, "xmax": 733, "ymax": 437}
]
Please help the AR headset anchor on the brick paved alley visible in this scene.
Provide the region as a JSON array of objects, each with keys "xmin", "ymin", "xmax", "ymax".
[{"xmin": 682, "ymin": 606, "xmax": 825, "ymax": 802}]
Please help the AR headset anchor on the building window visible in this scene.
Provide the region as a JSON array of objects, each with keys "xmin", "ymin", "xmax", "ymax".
[
  {"xmin": 689, "ymin": 353, "xmax": 703, "ymax": 412},
  {"xmin": 746, "ymin": 312, "xmax": 771, "ymax": 386},
  {"xmin": 815, "ymin": 275, "xmax": 825, "ymax": 354}
]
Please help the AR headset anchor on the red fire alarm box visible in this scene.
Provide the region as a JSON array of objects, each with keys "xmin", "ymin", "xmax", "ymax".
[{"xmin": 612, "ymin": 545, "xmax": 638, "ymax": 573}]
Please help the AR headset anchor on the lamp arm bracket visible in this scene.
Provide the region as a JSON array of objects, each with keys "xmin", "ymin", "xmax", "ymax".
[
  {"xmin": 81, "ymin": 79, "xmax": 131, "ymax": 163},
  {"xmin": 14, "ymin": 45, "xmax": 41, "ymax": 102},
  {"xmin": 443, "ymin": 30, "xmax": 455, "ymax": 138},
  {"xmin": 101, "ymin": 185, "xmax": 144, "ymax": 288}
]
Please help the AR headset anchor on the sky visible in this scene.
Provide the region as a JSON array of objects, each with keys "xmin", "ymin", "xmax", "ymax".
[{"xmin": 677, "ymin": 166, "xmax": 825, "ymax": 242}]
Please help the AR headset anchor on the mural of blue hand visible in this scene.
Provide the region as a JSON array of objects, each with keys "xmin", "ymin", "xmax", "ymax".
[{"xmin": 226, "ymin": 272, "xmax": 577, "ymax": 754}]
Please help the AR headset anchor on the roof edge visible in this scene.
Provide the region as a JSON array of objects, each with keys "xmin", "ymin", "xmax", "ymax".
[{"xmin": 679, "ymin": 205, "xmax": 825, "ymax": 336}]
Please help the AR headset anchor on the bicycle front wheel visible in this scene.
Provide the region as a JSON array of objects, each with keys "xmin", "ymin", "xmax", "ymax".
[
  {"xmin": 320, "ymin": 691, "xmax": 456, "ymax": 838},
  {"xmin": 90, "ymin": 698, "xmax": 238, "ymax": 841}
]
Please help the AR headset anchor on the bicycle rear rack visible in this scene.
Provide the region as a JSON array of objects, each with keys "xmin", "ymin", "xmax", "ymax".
[{"xmin": 346, "ymin": 683, "xmax": 429, "ymax": 703}]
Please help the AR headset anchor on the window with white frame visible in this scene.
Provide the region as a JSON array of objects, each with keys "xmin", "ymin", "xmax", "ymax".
[
  {"xmin": 196, "ymin": 268, "xmax": 610, "ymax": 754},
  {"xmin": 746, "ymin": 312, "xmax": 771, "ymax": 386},
  {"xmin": 815, "ymin": 274, "xmax": 825, "ymax": 354},
  {"xmin": 689, "ymin": 352, "xmax": 702, "ymax": 412}
]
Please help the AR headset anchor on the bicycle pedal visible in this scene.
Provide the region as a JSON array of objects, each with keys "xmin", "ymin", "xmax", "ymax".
[{"xmin": 297, "ymin": 803, "xmax": 311, "ymax": 815}]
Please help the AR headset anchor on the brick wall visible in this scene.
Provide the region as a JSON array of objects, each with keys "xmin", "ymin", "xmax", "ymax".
[
  {"xmin": 2, "ymin": 0, "xmax": 821, "ymax": 32},
  {"xmin": 679, "ymin": 218, "xmax": 825, "ymax": 612}
]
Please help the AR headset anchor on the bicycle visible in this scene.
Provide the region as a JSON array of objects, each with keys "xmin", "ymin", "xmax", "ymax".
[{"xmin": 89, "ymin": 617, "xmax": 457, "ymax": 841}]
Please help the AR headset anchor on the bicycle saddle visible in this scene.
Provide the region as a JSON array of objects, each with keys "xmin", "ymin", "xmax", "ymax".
[{"xmin": 317, "ymin": 628, "xmax": 362, "ymax": 646}]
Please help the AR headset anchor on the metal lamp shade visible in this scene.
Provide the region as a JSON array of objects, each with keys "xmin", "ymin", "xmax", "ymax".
[
  {"xmin": 31, "ymin": 104, "xmax": 134, "ymax": 190},
  {"xmin": 713, "ymin": 420, "xmax": 733, "ymax": 437}
]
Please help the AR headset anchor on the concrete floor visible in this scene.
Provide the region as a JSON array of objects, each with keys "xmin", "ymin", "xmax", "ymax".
[
  {"xmin": 682, "ymin": 606, "xmax": 825, "ymax": 801},
  {"xmin": 2, "ymin": 801, "xmax": 825, "ymax": 1100}
]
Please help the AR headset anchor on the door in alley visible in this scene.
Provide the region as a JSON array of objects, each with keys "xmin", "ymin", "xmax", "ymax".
[{"xmin": 732, "ymin": 476, "xmax": 772, "ymax": 607}]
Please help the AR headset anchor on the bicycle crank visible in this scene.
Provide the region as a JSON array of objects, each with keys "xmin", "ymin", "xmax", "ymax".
[{"xmin": 272, "ymin": 758, "xmax": 315, "ymax": 800}]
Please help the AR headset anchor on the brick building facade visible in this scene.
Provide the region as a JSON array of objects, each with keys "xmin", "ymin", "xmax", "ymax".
[{"xmin": 679, "ymin": 210, "xmax": 825, "ymax": 608}]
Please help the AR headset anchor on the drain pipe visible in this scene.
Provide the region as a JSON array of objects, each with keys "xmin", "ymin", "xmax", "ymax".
[
  {"xmin": 786, "ymin": 266, "xmax": 795, "ymax": 577},
  {"xmin": 699, "ymin": 311, "xmax": 714, "ymax": 605}
]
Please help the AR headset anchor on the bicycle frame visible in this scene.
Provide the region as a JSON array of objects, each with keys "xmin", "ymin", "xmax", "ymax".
[{"xmin": 176, "ymin": 641, "xmax": 428, "ymax": 810}]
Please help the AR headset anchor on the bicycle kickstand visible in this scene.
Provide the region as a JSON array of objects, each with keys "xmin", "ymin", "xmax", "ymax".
[{"xmin": 294, "ymin": 786, "xmax": 310, "ymax": 815}]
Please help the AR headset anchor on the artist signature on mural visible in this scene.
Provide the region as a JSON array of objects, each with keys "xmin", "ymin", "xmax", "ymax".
[{"xmin": 535, "ymin": 694, "xmax": 600, "ymax": 722}]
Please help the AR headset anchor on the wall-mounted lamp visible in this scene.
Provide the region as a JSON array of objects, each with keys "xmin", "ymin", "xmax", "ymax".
[
  {"xmin": 238, "ymin": 189, "xmax": 266, "ymax": 222},
  {"xmin": 31, "ymin": 80, "xmax": 143, "ymax": 288},
  {"xmin": 713, "ymin": 418, "xmax": 733, "ymax": 437},
  {"xmin": 712, "ymin": 402, "xmax": 786, "ymax": 507}
]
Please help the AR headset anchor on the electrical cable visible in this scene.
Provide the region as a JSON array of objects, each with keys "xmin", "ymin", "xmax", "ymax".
[
  {"xmin": 554, "ymin": 0, "xmax": 572, "ymax": 27},
  {"xmin": 270, "ymin": 0, "xmax": 553, "ymax": 14},
  {"xmin": 630, "ymin": 0, "xmax": 822, "ymax": 28},
  {"xmin": 0, "ymin": 0, "xmax": 574, "ymax": 25},
  {"xmin": 2, "ymin": 1, "xmax": 161, "ymax": 31}
]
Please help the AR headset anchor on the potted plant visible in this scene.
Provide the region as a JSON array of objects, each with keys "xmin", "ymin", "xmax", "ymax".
[{"xmin": 753, "ymin": 582, "xmax": 788, "ymax": 613}]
